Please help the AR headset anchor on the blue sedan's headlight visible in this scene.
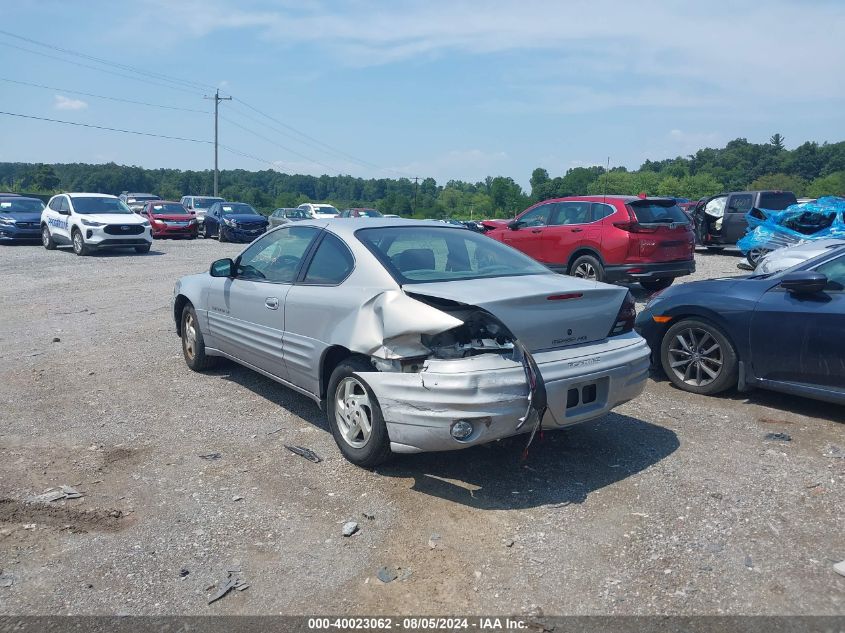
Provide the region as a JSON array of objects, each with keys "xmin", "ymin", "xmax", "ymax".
[
  {"xmin": 0, "ymin": 217, "xmax": 16, "ymax": 225},
  {"xmin": 224, "ymin": 218, "xmax": 237, "ymax": 227}
]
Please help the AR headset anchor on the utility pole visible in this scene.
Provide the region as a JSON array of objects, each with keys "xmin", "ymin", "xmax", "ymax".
[
  {"xmin": 204, "ymin": 88, "xmax": 232, "ymax": 196},
  {"xmin": 412, "ymin": 176, "xmax": 419, "ymax": 215}
]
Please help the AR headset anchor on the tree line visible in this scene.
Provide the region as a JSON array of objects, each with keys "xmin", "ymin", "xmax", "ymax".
[{"xmin": 1, "ymin": 135, "xmax": 843, "ymax": 219}]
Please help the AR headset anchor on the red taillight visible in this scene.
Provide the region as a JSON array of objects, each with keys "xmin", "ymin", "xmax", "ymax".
[
  {"xmin": 547, "ymin": 293, "xmax": 583, "ymax": 301},
  {"xmin": 608, "ymin": 291, "xmax": 636, "ymax": 337},
  {"xmin": 613, "ymin": 221, "xmax": 657, "ymax": 233}
]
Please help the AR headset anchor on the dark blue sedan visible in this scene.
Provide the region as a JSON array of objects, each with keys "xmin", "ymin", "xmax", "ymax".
[
  {"xmin": 636, "ymin": 244, "xmax": 845, "ymax": 405},
  {"xmin": 201, "ymin": 202, "xmax": 268, "ymax": 243},
  {"xmin": 0, "ymin": 196, "xmax": 45, "ymax": 242}
]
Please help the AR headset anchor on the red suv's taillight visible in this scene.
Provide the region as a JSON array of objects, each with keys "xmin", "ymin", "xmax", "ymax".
[
  {"xmin": 612, "ymin": 220, "xmax": 657, "ymax": 233},
  {"xmin": 608, "ymin": 291, "xmax": 636, "ymax": 337}
]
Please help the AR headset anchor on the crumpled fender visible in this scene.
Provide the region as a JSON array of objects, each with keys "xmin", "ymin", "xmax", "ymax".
[{"xmin": 344, "ymin": 290, "xmax": 463, "ymax": 359}]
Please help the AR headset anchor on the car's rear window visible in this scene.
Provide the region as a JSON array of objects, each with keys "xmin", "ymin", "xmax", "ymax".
[
  {"xmin": 628, "ymin": 200, "xmax": 690, "ymax": 224},
  {"xmin": 357, "ymin": 225, "xmax": 549, "ymax": 284},
  {"xmin": 758, "ymin": 192, "xmax": 798, "ymax": 210}
]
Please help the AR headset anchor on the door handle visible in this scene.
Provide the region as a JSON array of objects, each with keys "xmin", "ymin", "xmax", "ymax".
[
  {"xmin": 265, "ymin": 297, "xmax": 279, "ymax": 310},
  {"xmin": 570, "ymin": 228, "xmax": 583, "ymax": 233},
  {"xmin": 531, "ymin": 229, "xmax": 542, "ymax": 234}
]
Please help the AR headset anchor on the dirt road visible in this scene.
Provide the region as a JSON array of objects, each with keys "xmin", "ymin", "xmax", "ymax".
[{"xmin": 0, "ymin": 239, "xmax": 842, "ymax": 615}]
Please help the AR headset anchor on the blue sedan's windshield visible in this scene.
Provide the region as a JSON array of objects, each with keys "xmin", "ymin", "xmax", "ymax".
[
  {"xmin": 220, "ymin": 203, "xmax": 259, "ymax": 215},
  {"xmin": 0, "ymin": 198, "xmax": 45, "ymax": 213}
]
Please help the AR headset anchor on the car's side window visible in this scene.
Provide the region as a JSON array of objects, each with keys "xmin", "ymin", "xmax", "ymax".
[
  {"xmin": 59, "ymin": 197, "xmax": 70, "ymax": 214},
  {"xmin": 236, "ymin": 226, "xmax": 320, "ymax": 283},
  {"xmin": 518, "ymin": 204, "xmax": 551, "ymax": 227},
  {"xmin": 550, "ymin": 201, "xmax": 592, "ymax": 225},
  {"xmin": 591, "ymin": 202, "xmax": 616, "ymax": 221},
  {"xmin": 814, "ymin": 254, "xmax": 845, "ymax": 291},
  {"xmin": 302, "ymin": 233, "xmax": 354, "ymax": 285},
  {"xmin": 729, "ymin": 194, "xmax": 753, "ymax": 213},
  {"xmin": 48, "ymin": 197, "xmax": 61, "ymax": 211}
]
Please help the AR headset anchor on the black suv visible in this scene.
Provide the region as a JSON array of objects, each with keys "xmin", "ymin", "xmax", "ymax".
[{"xmin": 693, "ymin": 190, "xmax": 797, "ymax": 249}]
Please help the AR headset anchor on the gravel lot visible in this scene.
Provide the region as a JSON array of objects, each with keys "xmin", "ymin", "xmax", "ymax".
[{"xmin": 0, "ymin": 238, "xmax": 842, "ymax": 615}]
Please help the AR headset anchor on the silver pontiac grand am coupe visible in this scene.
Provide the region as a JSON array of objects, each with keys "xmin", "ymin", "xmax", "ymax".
[{"xmin": 173, "ymin": 219, "xmax": 649, "ymax": 467}]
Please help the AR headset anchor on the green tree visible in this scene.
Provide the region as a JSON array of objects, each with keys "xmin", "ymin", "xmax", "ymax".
[
  {"xmin": 806, "ymin": 171, "xmax": 845, "ymax": 198},
  {"xmin": 769, "ymin": 133, "xmax": 786, "ymax": 151},
  {"xmin": 747, "ymin": 173, "xmax": 807, "ymax": 197},
  {"xmin": 529, "ymin": 167, "xmax": 549, "ymax": 199}
]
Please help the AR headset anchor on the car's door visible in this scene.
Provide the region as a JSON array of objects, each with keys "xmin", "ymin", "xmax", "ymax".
[
  {"xmin": 205, "ymin": 204, "xmax": 221, "ymax": 235},
  {"xmin": 48, "ymin": 195, "xmax": 72, "ymax": 243},
  {"xmin": 722, "ymin": 193, "xmax": 754, "ymax": 244},
  {"xmin": 500, "ymin": 202, "xmax": 554, "ymax": 262},
  {"xmin": 543, "ymin": 200, "xmax": 595, "ymax": 265},
  {"xmin": 283, "ymin": 232, "xmax": 356, "ymax": 394},
  {"xmin": 749, "ymin": 252, "xmax": 845, "ymax": 389},
  {"xmin": 205, "ymin": 225, "xmax": 322, "ymax": 379}
]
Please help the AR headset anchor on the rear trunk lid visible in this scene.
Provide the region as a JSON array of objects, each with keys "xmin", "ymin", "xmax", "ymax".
[
  {"xmin": 406, "ymin": 274, "xmax": 627, "ymax": 352},
  {"xmin": 623, "ymin": 199, "xmax": 695, "ymax": 262}
]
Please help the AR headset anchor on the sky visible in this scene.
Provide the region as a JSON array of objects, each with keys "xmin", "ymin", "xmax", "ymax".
[{"xmin": 1, "ymin": 0, "xmax": 844, "ymax": 189}]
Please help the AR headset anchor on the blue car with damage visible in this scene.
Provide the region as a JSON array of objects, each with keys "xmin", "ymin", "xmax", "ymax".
[
  {"xmin": 0, "ymin": 196, "xmax": 45, "ymax": 242},
  {"xmin": 635, "ymin": 244, "xmax": 845, "ymax": 405}
]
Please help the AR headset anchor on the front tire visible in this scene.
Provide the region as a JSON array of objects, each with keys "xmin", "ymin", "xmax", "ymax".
[
  {"xmin": 218, "ymin": 226, "xmax": 227, "ymax": 243},
  {"xmin": 326, "ymin": 357, "xmax": 391, "ymax": 468},
  {"xmin": 660, "ymin": 318, "xmax": 738, "ymax": 395},
  {"xmin": 135, "ymin": 244, "xmax": 151, "ymax": 254},
  {"xmin": 181, "ymin": 305, "xmax": 218, "ymax": 371},
  {"xmin": 72, "ymin": 229, "xmax": 89, "ymax": 256},
  {"xmin": 569, "ymin": 254, "xmax": 605, "ymax": 282},
  {"xmin": 641, "ymin": 278, "xmax": 673, "ymax": 292},
  {"xmin": 42, "ymin": 225, "xmax": 56, "ymax": 250}
]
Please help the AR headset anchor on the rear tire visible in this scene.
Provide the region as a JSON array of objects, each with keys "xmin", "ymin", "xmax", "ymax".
[
  {"xmin": 41, "ymin": 225, "xmax": 56, "ymax": 250},
  {"xmin": 326, "ymin": 357, "xmax": 391, "ymax": 468},
  {"xmin": 660, "ymin": 318, "xmax": 738, "ymax": 396},
  {"xmin": 71, "ymin": 229, "xmax": 89, "ymax": 256},
  {"xmin": 569, "ymin": 254, "xmax": 605, "ymax": 282},
  {"xmin": 641, "ymin": 278, "xmax": 673, "ymax": 292},
  {"xmin": 181, "ymin": 304, "xmax": 218, "ymax": 371}
]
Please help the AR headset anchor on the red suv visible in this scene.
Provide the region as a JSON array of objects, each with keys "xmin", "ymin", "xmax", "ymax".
[{"xmin": 483, "ymin": 196, "xmax": 695, "ymax": 291}]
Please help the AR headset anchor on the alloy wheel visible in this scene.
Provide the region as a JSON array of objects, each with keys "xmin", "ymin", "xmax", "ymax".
[
  {"xmin": 667, "ymin": 326, "xmax": 723, "ymax": 387},
  {"xmin": 334, "ymin": 377, "xmax": 373, "ymax": 449},
  {"xmin": 42, "ymin": 227, "xmax": 50, "ymax": 247},
  {"xmin": 574, "ymin": 261, "xmax": 597, "ymax": 280},
  {"xmin": 183, "ymin": 312, "xmax": 197, "ymax": 361},
  {"xmin": 73, "ymin": 231, "xmax": 83, "ymax": 254}
]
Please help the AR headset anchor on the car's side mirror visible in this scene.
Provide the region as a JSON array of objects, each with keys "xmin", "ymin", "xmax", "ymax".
[
  {"xmin": 508, "ymin": 220, "xmax": 523, "ymax": 230},
  {"xmin": 59, "ymin": 208, "xmax": 70, "ymax": 216},
  {"xmin": 210, "ymin": 258, "xmax": 235, "ymax": 278},
  {"xmin": 779, "ymin": 271, "xmax": 827, "ymax": 295}
]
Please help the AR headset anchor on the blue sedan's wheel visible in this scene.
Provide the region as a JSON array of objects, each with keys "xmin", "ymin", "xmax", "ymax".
[{"xmin": 660, "ymin": 319, "xmax": 737, "ymax": 395}]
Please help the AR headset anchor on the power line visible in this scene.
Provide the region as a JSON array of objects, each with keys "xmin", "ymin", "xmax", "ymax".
[
  {"xmin": 232, "ymin": 98, "xmax": 411, "ymax": 177},
  {"xmin": 0, "ymin": 29, "xmax": 215, "ymax": 93},
  {"xmin": 0, "ymin": 77, "xmax": 210, "ymax": 114},
  {"xmin": 0, "ymin": 110, "xmax": 212, "ymax": 144},
  {"xmin": 219, "ymin": 114, "xmax": 341, "ymax": 174},
  {"xmin": 0, "ymin": 41, "xmax": 202, "ymax": 96}
]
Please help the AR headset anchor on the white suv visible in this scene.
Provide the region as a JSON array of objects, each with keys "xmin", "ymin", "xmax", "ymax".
[
  {"xmin": 297, "ymin": 203, "xmax": 340, "ymax": 219},
  {"xmin": 41, "ymin": 193, "xmax": 153, "ymax": 256}
]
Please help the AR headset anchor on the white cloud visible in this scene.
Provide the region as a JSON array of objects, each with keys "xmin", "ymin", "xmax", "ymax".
[
  {"xmin": 53, "ymin": 95, "xmax": 88, "ymax": 111},
  {"xmin": 668, "ymin": 129, "xmax": 722, "ymax": 152}
]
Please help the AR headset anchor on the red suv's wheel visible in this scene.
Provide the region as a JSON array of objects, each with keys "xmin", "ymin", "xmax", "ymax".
[{"xmin": 569, "ymin": 254, "xmax": 604, "ymax": 282}]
